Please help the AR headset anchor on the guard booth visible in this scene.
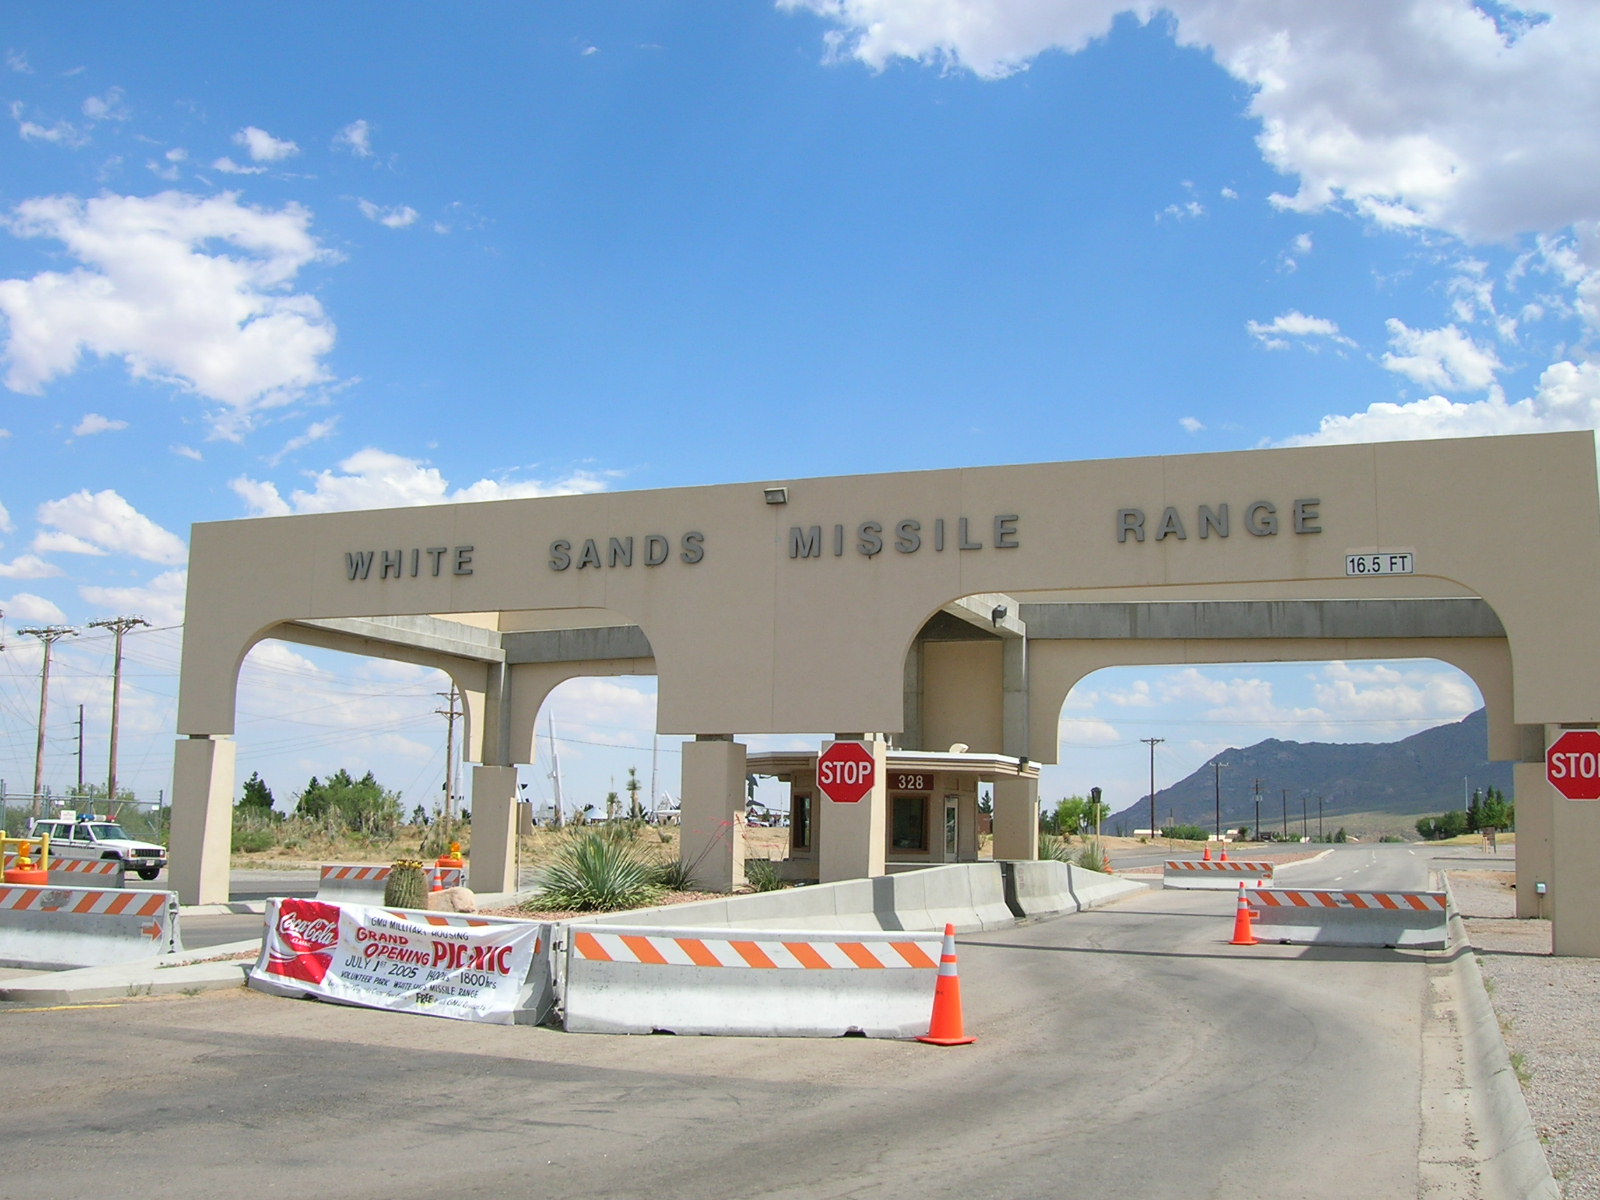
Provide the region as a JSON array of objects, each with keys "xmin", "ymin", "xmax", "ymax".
[{"xmin": 748, "ymin": 750, "xmax": 1038, "ymax": 882}]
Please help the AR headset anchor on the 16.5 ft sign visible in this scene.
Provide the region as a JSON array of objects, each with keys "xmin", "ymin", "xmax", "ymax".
[{"xmin": 1547, "ymin": 729, "xmax": 1600, "ymax": 800}]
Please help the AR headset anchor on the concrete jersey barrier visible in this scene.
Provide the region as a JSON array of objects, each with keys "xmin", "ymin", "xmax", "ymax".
[
  {"xmin": 1164, "ymin": 860, "xmax": 1274, "ymax": 889},
  {"xmin": 586, "ymin": 862, "xmax": 1015, "ymax": 933},
  {"xmin": 316, "ymin": 863, "xmax": 466, "ymax": 904},
  {"xmin": 1008, "ymin": 860, "xmax": 1149, "ymax": 917},
  {"xmin": 561, "ymin": 923, "xmax": 944, "ymax": 1037},
  {"xmin": 3, "ymin": 853, "xmax": 127, "ymax": 889},
  {"xmin": 0, "ymin": 883, "xmax": 182, "ymax": 969},
  {"xmin": 1249, "ymin": 888, "xmax": 1450, "ymax": 949}
]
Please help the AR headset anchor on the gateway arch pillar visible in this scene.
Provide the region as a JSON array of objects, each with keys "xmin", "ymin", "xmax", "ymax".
[
  {"xmin": 681, "ymin": 735, "xmax": 748, "ymax": 892},
  {"xmin": 170, "ymin": 735, "xmax": 236, "ymax": 906}
]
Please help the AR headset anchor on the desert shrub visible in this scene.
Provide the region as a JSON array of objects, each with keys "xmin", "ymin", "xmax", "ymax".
[
  {"xmin": 1075, "ymin": 839, "xmax": 1109, "ymax": 873},
  {"xmin": 531, "ymin": 828, "xmax": 663, "ymax": 912},
  {"xmin": 745, "ymin": 858, "xmax": 784, "ymax": 892},
  {"xmin": 652, "ymin": 857, "xmax": 697, "ymax": 891},
  {"xmin": 1039, "ymin": 835, "xmax": 1075, "ymax": 863}
]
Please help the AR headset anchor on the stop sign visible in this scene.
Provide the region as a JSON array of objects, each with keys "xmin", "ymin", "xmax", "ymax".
[
  {"xmin": 818, "ymin": 741, "xmax": 876, "ymax": 804},
  {"xmin": 1547, "ymin": 729, "xmax": 1600, "ymax": 800}
]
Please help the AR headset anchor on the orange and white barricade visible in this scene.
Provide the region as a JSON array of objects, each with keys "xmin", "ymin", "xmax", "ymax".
[
  {"xmin": 1163, "ymin": 860, "xmax": 1274, "ymax": 889},
  {"xmin": 561, "ymin": 924, "xmax": 944, "ymax": 1038},
  {"xmin": 1248, "ymin": 889, "xmax": 1450, "ymax": 949},
  {"xmin": 0, "ymin": 883, "xmax": 181, "ymax": 969},
  {"xmin": 316, "ymin": 863, "xmax": 465, "ymax": 903}
]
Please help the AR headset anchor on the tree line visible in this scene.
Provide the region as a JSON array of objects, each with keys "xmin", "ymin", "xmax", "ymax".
[{"xmin": 1415, "ymin": 786, "xmax": 1513, "ymax": 841}]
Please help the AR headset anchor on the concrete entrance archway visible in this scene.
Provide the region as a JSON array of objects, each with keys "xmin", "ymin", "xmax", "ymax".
[{"xmin": 169, "ymin": 431, "xmax": 1600, "ymax": 953}]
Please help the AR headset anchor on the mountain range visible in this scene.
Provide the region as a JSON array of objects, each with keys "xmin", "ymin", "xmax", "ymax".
[{"xmin": 1107, "ymin": 708, "xmax": 1510, "ymax": 837}]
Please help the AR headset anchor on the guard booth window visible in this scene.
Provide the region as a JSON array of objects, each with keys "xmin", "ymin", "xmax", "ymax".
[
  {"xmin": 790, "ymin": 793, "xmax": 811, "ymax": 851},
  {"xmin": 892, "ymin": 795, "xmax": 928, "ymax": 851}
]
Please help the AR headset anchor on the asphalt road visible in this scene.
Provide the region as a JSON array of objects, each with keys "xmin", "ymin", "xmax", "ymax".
[{"xmin": 0, "ymin": 881, "xmax": 1461, "ymax": 1200}]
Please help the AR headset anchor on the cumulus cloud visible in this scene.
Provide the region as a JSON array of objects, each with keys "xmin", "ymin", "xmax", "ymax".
[
  {"xmin": 1380, "ymin": 319, "xmax": 1502, "ymax": 392},
  {"xmin": 234, "ymin": 125, "xmax": 299, "ymax": 163},
  {"xmin": 0, "ymin": 553, "xmax": 63, "ymax": 579},
  {"xmin": 36, "ymin": 489, "xmax": 187, "ymax": 564},
  {"xmin": 231, "ymin": 447, "xmax": 613, "ymax": 516},
  {"xmin": 1281, "ymin": 358, "xmax": 1600, "ymax": 447},
  {"xmin": 210, "ymin": 156, "xmax": 266, "ymax": 175},
  {"xmin": 81, "ymin": 87, "xmax": 129, "ymax": 123},
  {"xmin": 3, "ymin": 591, "xmax": 68, "ymax": 624},
  {"xmin": 73, "ymin": 412, "xmax": 128, "ymax": 436},
  {"xmin": 1245, "ymin": 310, "xmax": 1357, "ymax": 351},
  {"xmin": 784, "ymin": 1, "xmax": 1600, "ymax": 243},
  {"xmin": 335, "ymin": 119, "xmax": 373, "ymax": 157},
  {"xmin": 80, "ymin": 568, "xmax": 187, "ymax": 627},
  {"xmin": 357, "ymin": 199, "xmax": 420, "ymax": 228},
  {"xmin": 0, "ymin": 190, "xmax": 336, "ymax": 432}
]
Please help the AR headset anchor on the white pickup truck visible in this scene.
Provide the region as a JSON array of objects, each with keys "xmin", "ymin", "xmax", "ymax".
[{"xmin": 28, "ymin": 811, "xmax": 167, "ymax": 880}]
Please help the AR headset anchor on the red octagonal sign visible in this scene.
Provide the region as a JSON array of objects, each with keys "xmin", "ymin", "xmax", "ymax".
[
  {"xmin": 818, "ymin": 741, "xmax": 876, "ymax": 804},
  {"xmin": 1547, "ymin": 729, "xmax": 1600, "ymax": 800}
]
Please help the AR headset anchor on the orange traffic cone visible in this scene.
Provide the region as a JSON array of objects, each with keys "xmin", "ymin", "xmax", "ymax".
[
  {"xmin": 918, "ymin": 924, "xmax": 976, "ymax": 1046},
  {"xmin": 1230, "ymin": 882, "xmax": 1258, "ymax": 946},
  {"xmin": 1202, "ymin": 844, "xmax": 1212, "ymax": 861},
  {"xmin": 1220, "ymin": 847, "xmax": 1229, "ymax": 862}
]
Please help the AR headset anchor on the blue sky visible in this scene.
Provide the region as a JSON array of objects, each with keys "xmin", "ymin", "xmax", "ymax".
[{"xmin": 1, "ymin": 2, "xmax": 1596, "ymax": 820}]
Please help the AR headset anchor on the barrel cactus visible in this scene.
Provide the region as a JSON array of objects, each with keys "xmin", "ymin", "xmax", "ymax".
[{"xmin": 384, "ymin": 859, "xmax": 429, "ymax": 909}]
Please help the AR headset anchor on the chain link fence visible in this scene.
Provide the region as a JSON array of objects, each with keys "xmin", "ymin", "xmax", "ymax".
[{"xmin": 1, "ymin": 791, "xmax": 168, "ymax": 841}]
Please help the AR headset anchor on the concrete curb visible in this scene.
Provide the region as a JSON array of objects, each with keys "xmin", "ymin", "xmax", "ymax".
[
  {"xmin": 1445, "ymin": 899, "xmax": 1560, "ymax": 1199},
  {"xmin": 0, "ymin": 938, "xmax": 261, "ymax": 1005}
]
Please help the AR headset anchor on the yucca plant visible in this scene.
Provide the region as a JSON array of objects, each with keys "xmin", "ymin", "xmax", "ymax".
[
  {"xmin": 531, "ymin": 829, "xmax": 664, "ymax": 912},
  {"xmin": 652, "ymin": 857, "xmax": 697, "ymax": 891},
  {"xmin": 384, "ymin": 858, "xmax": 429, "ymax": 908},
  {"xmin": 745, "ymin": 858, "xmax": 785, "ymax": 892},
  {"xmin": 1075, "ymin": 839, "xmax": 1110, "ymax": 873},
  {"xmin": 1039, "ymin": 835, "xmax": 1075, "ymax": 864}
]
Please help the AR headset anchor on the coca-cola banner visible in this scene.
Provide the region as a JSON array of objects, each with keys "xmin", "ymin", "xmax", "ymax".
[{"xmin": 250, "ymin": 898, "xmax": 548, "ymax": 1025}]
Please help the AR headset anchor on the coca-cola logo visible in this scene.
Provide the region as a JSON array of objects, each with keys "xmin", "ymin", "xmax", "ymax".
[{"xmin": 277, "ymin": 900, "xmax": 341, "ymax": 953}]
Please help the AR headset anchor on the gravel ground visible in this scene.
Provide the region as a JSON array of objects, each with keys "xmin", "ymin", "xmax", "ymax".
[{"xmin": 1451, "ymin": 870, "xmax": 1600, "ymax": 1199}]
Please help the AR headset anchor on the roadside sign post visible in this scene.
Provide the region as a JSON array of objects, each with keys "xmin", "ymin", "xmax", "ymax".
[
  {"xmin": 816, "ymin": 739, "xmax": 886, "ymax": 883},
  {"xmin": 1547, "ymin": 729, "xmax": 1600, "ymax": 800}
]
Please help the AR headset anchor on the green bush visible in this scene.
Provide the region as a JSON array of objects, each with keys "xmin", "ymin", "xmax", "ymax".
[
  {"xmin": 1039, "ymin": 835, "xmax": 1074, "ymax": 863},
  {"xmin": 531, "ymin": 828, "xmax": 663, "ymax": 912},
  {"xmin": 652, "ymin": 857, "xmax": 697, "ymax": 891},
  {"xmin": 745, "ymin": 858, "xmax": 784, "ymax": 892},
  {"xmin": 1075, "ymin": 838, "xmax": 1109, "ymax": 873},
  {"xmin": 232, "ymin": 829, "xmax": 275, "ymax": 853},
  {"xmin": 1161, "ymin": 824, "xmax": 1211, "ymax": 842}
]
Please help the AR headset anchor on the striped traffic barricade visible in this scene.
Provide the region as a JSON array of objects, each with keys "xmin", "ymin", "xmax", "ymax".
[
  {"xmin": 1163, "ymin": 859, "xmax": 1274, "ymax": 889},
  {"xmin": 316, "ymin": 863, "xmax": 466, "ymax": 904},
  {"xmin": 0, "ymin": 883, "xmax": 182, "ymax": 969},
  {"xmin": 1248, "ymin": 889, "xmax": 1450, "ymax": 949},
  {"xmin": 562, "ymin": 924, "xmax": 945, "ymax": 1038},
  {"xmin": 3, "ymin": 853, "xmax": 126, "ymax": 889}
]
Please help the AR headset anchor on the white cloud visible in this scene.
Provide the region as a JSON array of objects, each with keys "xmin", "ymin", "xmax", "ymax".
[
  {"xmin": 334, "ymin": 120, "xmax": 373, "ymax": 157},
  {"xmin": 234, "ymin": 125, "xmax": 299, "ymax": 163},
  {"xmin": 36, "ymin": 489, "xmax": 187, "ymax": 564},
  {"xmin": 0, "ymin": 190, "xmax": 336, "ymax": 430},
  {"xmin": 81, "ymin": 87, "xmax": 129, "ymax": 123},
  {"xmin": 171, "ymin": 444, "xmax": 203, "ymax": 461},
  {"xmin": 32, "ymin": 530, "xmax": 106, "ymax": 556},
  {"xmin": 73, "ymin": 412, "xmax": 128, "ymax": 436},
  {"xmin": 0, "ymin": 499, "xmax": 11, "ymax": 532},
  {"xmin": 1245, "ymin": 309, "xmax": 1356, "ymax": 351},
  {"xmin": 1179, "ymin": 416, "xmax": 1204, "ymax": 434},
  {"xmin": 1282, "ymin": 358, "xmax": 1600, "ymax": 447},
  {"xmin": 79, "ymin": 568, "xmax": 187, "ymax": 626},
  {"xmin": 232, "ymin": 447, "xmax": 613, "ymax": 516},
  {"xmin": 1380, "ymin": 319, "xmax": 1503, "ymax": 392},
  {"xmin": 3, "ymin": 591, "xmax": 68, "ymax": 624},
  {"xmin": 267, "ymin": 417, "xmax": 339, "ymax": 466},
  {"xmin": 0, "ymin": 554, "xmax": 63, "ymax": 579},
  {"xmin": 10, "ymin": 99, "xmax": 85, "ymax": 147},
  {"xmin": 357, "ymin": 199, "xmax": 420, "ymax": 228},
  {"xmin": 785, "ymin": 2, "xmax": 1600, "ymax": 244},
  {"xmin": 7, "ymin": 51, "xmax": 33, "ymax": 74},
  {"xmin": 210, "ymin": 156, "xmax": 265, "ymax": 175}
]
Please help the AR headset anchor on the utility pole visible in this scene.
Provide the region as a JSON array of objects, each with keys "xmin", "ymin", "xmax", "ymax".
[
  {"xmin": 1253, "ymin": 777, "xmax": 1263, "ymax": 844},
  {"xmin": 1318, "ymin": 795, "xmax": 1325, "ymax": 841},
  {"xmin": 1213, "ymin": 760, "xmax": 1225, "ymax": 842},
  {"xmin": 1141, "ymin": 737, "xmax": 1163, "ymax": 840},
  {"xmin": 88, "ymin": 615, "xmax": 147, "ymax": 805},
  {"xmin": 76, "ymin": 704, "xmax": 85, "ymax": 798},
  {"xmin": 20, "ymin": 625, "xmax": 77, "ymax": 815},
  {"xmin": 1281, "ymin": 788, "xmax": 1288, "ymax": 838},
  {"xmin": 435, "ymin": 685, "xmax": 461, "ymax": 839},
  {"xmin": 1302, "ymin": 792, "xmax": 1309, "ymax": 839}
]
